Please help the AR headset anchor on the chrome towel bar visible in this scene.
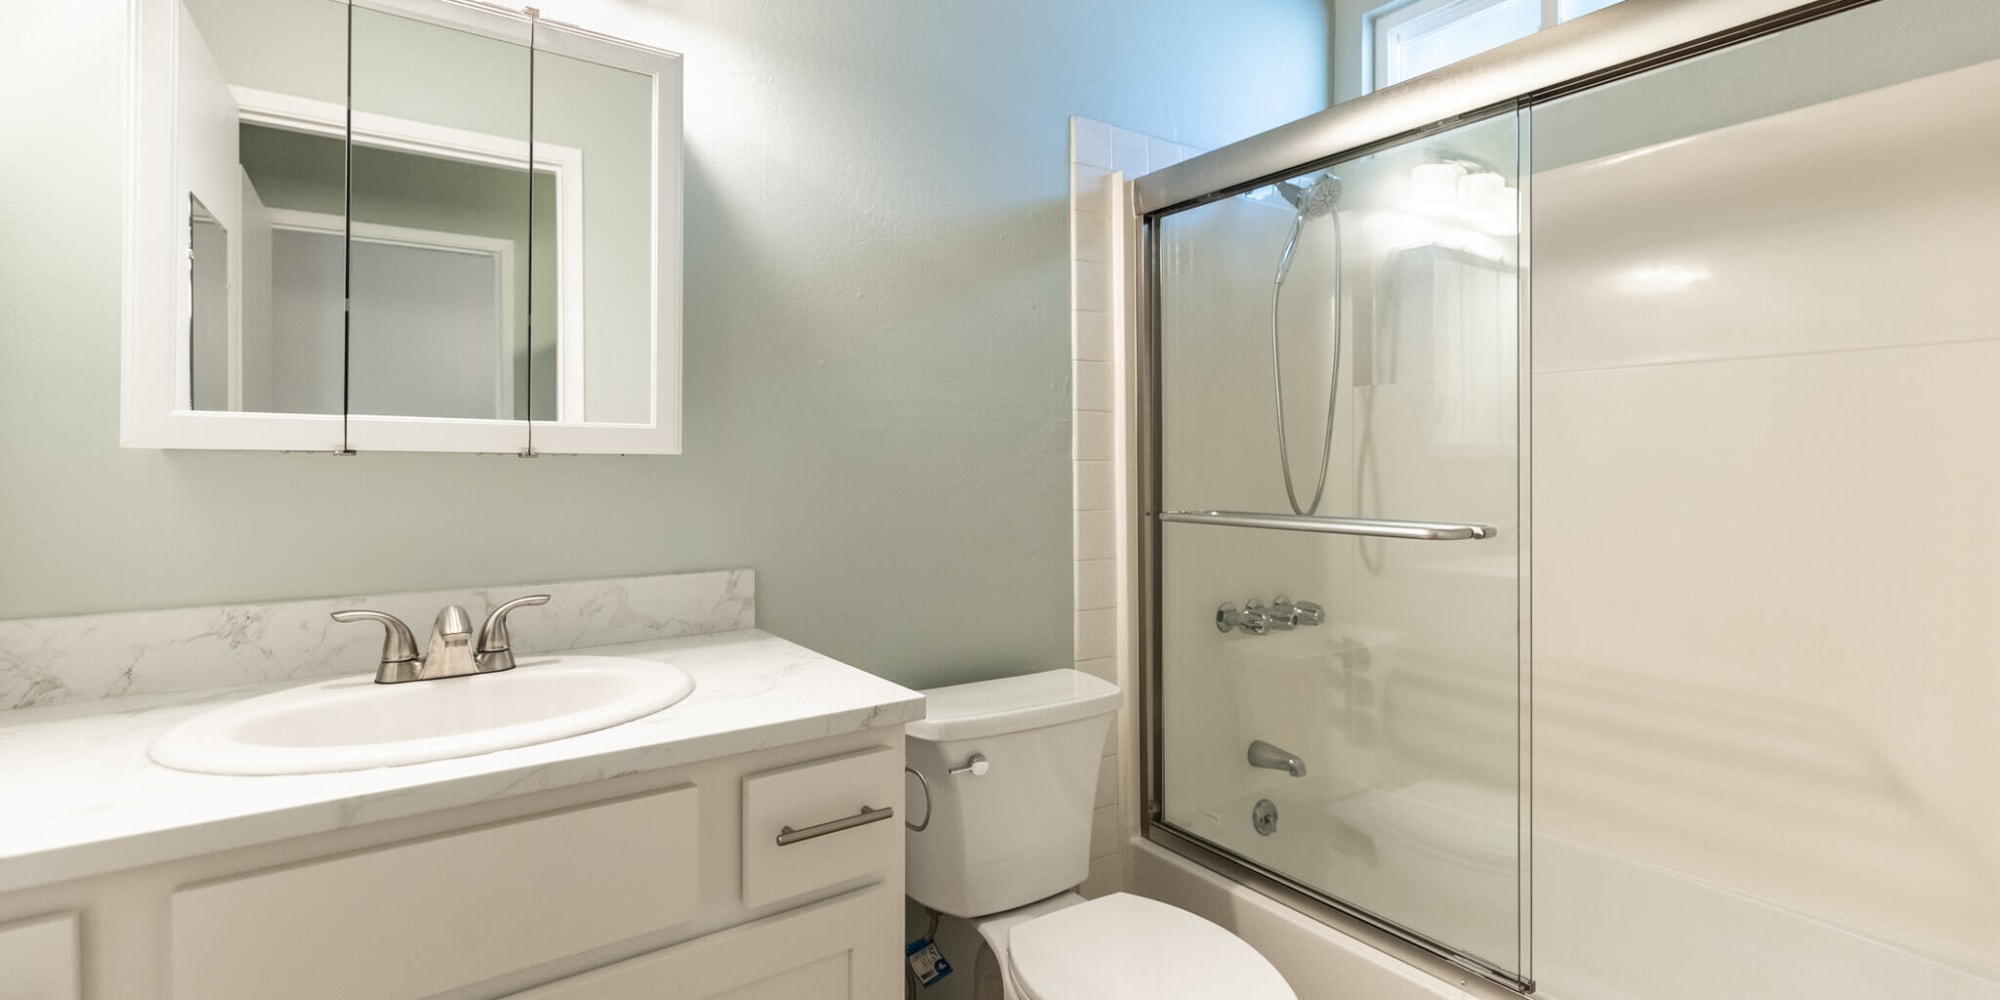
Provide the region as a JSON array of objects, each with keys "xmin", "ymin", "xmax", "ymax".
[{"xmin": 1159, "ymin": 510, "xmax": 1497, "ymax": 541}]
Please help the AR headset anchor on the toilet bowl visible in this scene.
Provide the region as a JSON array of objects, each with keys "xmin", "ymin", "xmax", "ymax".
[{"xmin": 906, "ymin": 669, "xmax": 1296, "ymax": 1000}]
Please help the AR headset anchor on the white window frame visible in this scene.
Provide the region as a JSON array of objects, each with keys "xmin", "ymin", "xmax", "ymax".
[{"xmin": 1364, "ymin": 0, "xmax": 1627, "ymax": 94}]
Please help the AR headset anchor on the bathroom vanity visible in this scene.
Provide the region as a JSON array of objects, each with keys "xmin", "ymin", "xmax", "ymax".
[{"xmin": 0, "ymin": 630, "xmax": 922, "ymax": 1000}]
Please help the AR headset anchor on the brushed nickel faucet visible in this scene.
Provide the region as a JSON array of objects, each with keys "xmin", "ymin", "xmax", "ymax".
[{"xmin": 332, "ymin": 594, "xmax": 550, "ymax": 684}]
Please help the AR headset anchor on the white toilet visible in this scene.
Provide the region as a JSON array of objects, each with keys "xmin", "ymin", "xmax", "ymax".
[{"xmin": 906, "ymin": 669, "xmax": 1296, "ymax": 1000}]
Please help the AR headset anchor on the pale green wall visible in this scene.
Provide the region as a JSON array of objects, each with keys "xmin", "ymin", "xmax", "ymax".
[
  {"xmin": 0, "ymin": 0, "xmax": 1327, "ymax": 689},
  {"xmin": 181, "ymin": 0, "xmax": 346, "ymax": 106}
]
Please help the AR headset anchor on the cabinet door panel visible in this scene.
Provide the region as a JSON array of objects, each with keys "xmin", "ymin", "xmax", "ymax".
[
  {"xmin": 172, "ymin": 785, "xmax": 698, "ymax": 1000},
  {"xmin": 0, "ymin": 912, "xmax": 79, "ymax": 1000},
  {"xmin": 510, "ymin": 883, "xmax": 898, "ymax": 1000}
]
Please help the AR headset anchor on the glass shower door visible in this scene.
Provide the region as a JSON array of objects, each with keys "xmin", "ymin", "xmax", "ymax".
[{"xmin": 1151, "ymin": 111, "xmax": 1526, "ymax": 981}]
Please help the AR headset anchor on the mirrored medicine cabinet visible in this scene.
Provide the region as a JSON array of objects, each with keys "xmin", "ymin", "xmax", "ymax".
[{"xmin": 125, "ymin": 0, "xmax": 683, "ymax": 454}]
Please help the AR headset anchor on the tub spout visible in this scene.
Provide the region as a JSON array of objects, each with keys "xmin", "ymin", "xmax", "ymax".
[{"xmin": 1248, "ymin": 739, "xmax": 1307, "ymax": 777}]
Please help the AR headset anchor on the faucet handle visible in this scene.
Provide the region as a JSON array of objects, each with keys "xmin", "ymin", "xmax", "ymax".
[
  {"xmin": 331, "ymin": 610, "xmax": 421, "ymax": 683},
  {"xmin": 475, "ymin": 594, "xmax": 551, "ymax": 673},
  {"xmin": 1216, "ymin": 601, "xmax": 1271, "ymax": 635},
  {"xmin": 1272, "ymin": 596, "xmax": 1324, "ymax": 628},
  {"xmin": 1242, "ymin": 599, "xmax": 1276, "ymax": 633},
  {"xmin": 477, "ymin": 594, "xmax": 551, "ymax": 653},
  {"xmin": 1256, "ymin": 597, "xmax": 1296, "ymax": 631}
]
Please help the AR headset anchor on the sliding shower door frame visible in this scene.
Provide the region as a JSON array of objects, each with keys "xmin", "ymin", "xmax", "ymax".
[
  {"xmin": 1133, "ymin": 0, "xmax": 1891, "ymax": 994},
  {"xmin": 1131, "ymin": 0, "xmax": 1882, "ymax": 218},
  {"xmin": 1135, "ymin": 102, "xmax": 1537, "ymax": 994}
]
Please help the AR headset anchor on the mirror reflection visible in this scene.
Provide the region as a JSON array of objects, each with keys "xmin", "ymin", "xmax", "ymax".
[
  {"xmin": 187, "ymin": 196, "xmax": 229, "ymax": 410},
  {"xmin": 167, "ymin": 0, "xmax": 677, "ymax": 443},
  {"xmin": 349, "ymin": 4, "xmax": 542, "ymax": 421},
  {"xmin": 180, "ymin": 0, "xmax": 346, "ymax": 415},
  {"xmin": 531, "ymin": 37, "xmax": 657, "ymax": 425}
]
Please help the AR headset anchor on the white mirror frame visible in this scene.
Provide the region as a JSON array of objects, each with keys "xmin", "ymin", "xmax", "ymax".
[{"xmin": 121, "ymin": 0, "xmax": 684, "ymax": 454}]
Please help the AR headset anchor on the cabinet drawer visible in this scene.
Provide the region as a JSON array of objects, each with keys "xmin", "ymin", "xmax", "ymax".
[
  {"xmin": 172, "ymin": 784, "xmax": 699, "ymax": 1000},
  {"xmin": 741, "ymin": 745, "xmax": 900, "ymax": 908},
  {"xmin": 0, "ymin": 912, "xmax": 79, "ymax": 1000}
]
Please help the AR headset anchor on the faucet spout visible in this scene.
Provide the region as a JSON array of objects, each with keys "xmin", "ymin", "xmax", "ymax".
[
  {"xmin": 1248, "ymin": 739, "xmax": 1307, "ymax": 777},
  {"xmin": 419, "ymin": 605, "xmax": 477, "ymax": 680}
]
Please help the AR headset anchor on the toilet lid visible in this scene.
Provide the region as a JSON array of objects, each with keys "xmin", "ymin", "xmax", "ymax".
[{"xmin": 1007, "ymin": 893, "xmax": 1297, "ymax": 1000}]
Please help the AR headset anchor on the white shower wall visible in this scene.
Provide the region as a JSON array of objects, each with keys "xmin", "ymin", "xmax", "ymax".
[{"xmin": 1528, "ymin": 52, "xmax": 2000, "ymax": 1000}]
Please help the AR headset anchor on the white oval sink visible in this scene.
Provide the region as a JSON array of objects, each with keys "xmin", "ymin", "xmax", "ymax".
[{"xmin": 150, "ymin": 655, "xmax": 695, "ymax": 775}]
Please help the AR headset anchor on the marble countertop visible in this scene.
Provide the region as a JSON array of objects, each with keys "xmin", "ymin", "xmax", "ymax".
[{"xmin": 0, "ymin": 629, "xmax": 924, "ymax": 894}]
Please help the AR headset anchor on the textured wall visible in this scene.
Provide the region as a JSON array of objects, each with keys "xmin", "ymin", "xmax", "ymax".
[{"xmin": 0, "ymin": 0, "xmax": 1325, "ymax": 688}]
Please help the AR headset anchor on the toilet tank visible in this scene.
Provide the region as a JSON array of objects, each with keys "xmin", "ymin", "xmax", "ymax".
[{"xmin": 905, "ymin": 669, "xmax": 1121, "ymax": 918}]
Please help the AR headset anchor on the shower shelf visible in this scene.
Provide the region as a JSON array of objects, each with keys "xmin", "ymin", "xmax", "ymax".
[{"xmin": 1158, "ymin": 510, "xmax": 1497, "ymax": 541}]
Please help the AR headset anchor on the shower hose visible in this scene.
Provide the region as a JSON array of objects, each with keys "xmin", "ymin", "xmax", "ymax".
[{"xmin": 1270, "ymin": 208, "xmax": 1343, "ymax": 516}]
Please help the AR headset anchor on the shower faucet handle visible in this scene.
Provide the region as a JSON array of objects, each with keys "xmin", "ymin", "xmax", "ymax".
[
  {"xmin": 1216, "ymin": 602, "xmax": 1271, "ymax": 635},
  {"xmin": 1252, "ymin": 598, "xmax": 1294, "ymax": 631},
  {"xmin": 1272, "ymin": 596, "xmax": 1324, "ymax": 628}
]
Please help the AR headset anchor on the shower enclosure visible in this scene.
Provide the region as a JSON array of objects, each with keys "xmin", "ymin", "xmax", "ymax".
[{"xmin": 1134, "ymin": 0, "xmax": 2000, "ymax": 995}]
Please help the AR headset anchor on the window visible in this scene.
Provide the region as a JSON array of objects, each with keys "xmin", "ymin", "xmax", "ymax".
[{"xmin": 1366, "ymin": 0, "xmax": 1629, "ymax": 92}]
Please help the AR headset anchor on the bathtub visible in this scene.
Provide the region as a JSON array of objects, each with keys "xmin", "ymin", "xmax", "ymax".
[
  {"xmin": 1170, "ymin": 776, "xmax": 1521, "ymax": 974},
  {"xmin": 1132, "ymin": 802, "xmax": 2000, "ymax": 1000}
]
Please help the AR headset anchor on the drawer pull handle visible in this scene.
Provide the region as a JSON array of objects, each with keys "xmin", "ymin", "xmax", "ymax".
[{"xmin": 776, "ymin": 805, "xmax": 895, "ymax": 846}]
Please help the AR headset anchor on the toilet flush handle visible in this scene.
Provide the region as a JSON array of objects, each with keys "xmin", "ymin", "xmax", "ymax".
[{"xmin": 948, "ymin": 753, "xmax": 990, "ymax": 777}]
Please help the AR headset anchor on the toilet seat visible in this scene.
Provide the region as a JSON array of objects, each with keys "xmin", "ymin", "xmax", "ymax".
[{"xmin": 1006, "ymin": 893, "xmax": 1296, "ymax": 1000}]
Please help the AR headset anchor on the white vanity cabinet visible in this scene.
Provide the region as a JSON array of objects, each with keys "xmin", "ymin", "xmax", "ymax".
[{"xmin": 0, "ymin": 728, "xmax": 907, "ymax": 1000}]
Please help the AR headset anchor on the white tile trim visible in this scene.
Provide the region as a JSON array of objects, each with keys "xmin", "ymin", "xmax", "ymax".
[{"xmin": 1070, "ymin": 117, "xmax": 1205, "ymax": 897}]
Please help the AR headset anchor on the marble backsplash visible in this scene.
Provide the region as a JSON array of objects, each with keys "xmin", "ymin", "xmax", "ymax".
[{"xmin": 0, "ymin": 569, "xmax": 755, "ymax": 711}]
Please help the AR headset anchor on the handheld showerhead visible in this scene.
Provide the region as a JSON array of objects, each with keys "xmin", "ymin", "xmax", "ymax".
[
  {"xmin": 1275, "ymin": 215, "xmax": 1307, "ymax": 284},
  {"xmin": 1273, "ymin": 174, "xmax": 1342, "ymax": 284},
  {"xmin": 1277, "ymin": 174, "xmax": 1342, "ymax": 219},
  {"xmin": 1266, "ymin": 170, "xmax": 1347, "ymax": 517}
]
